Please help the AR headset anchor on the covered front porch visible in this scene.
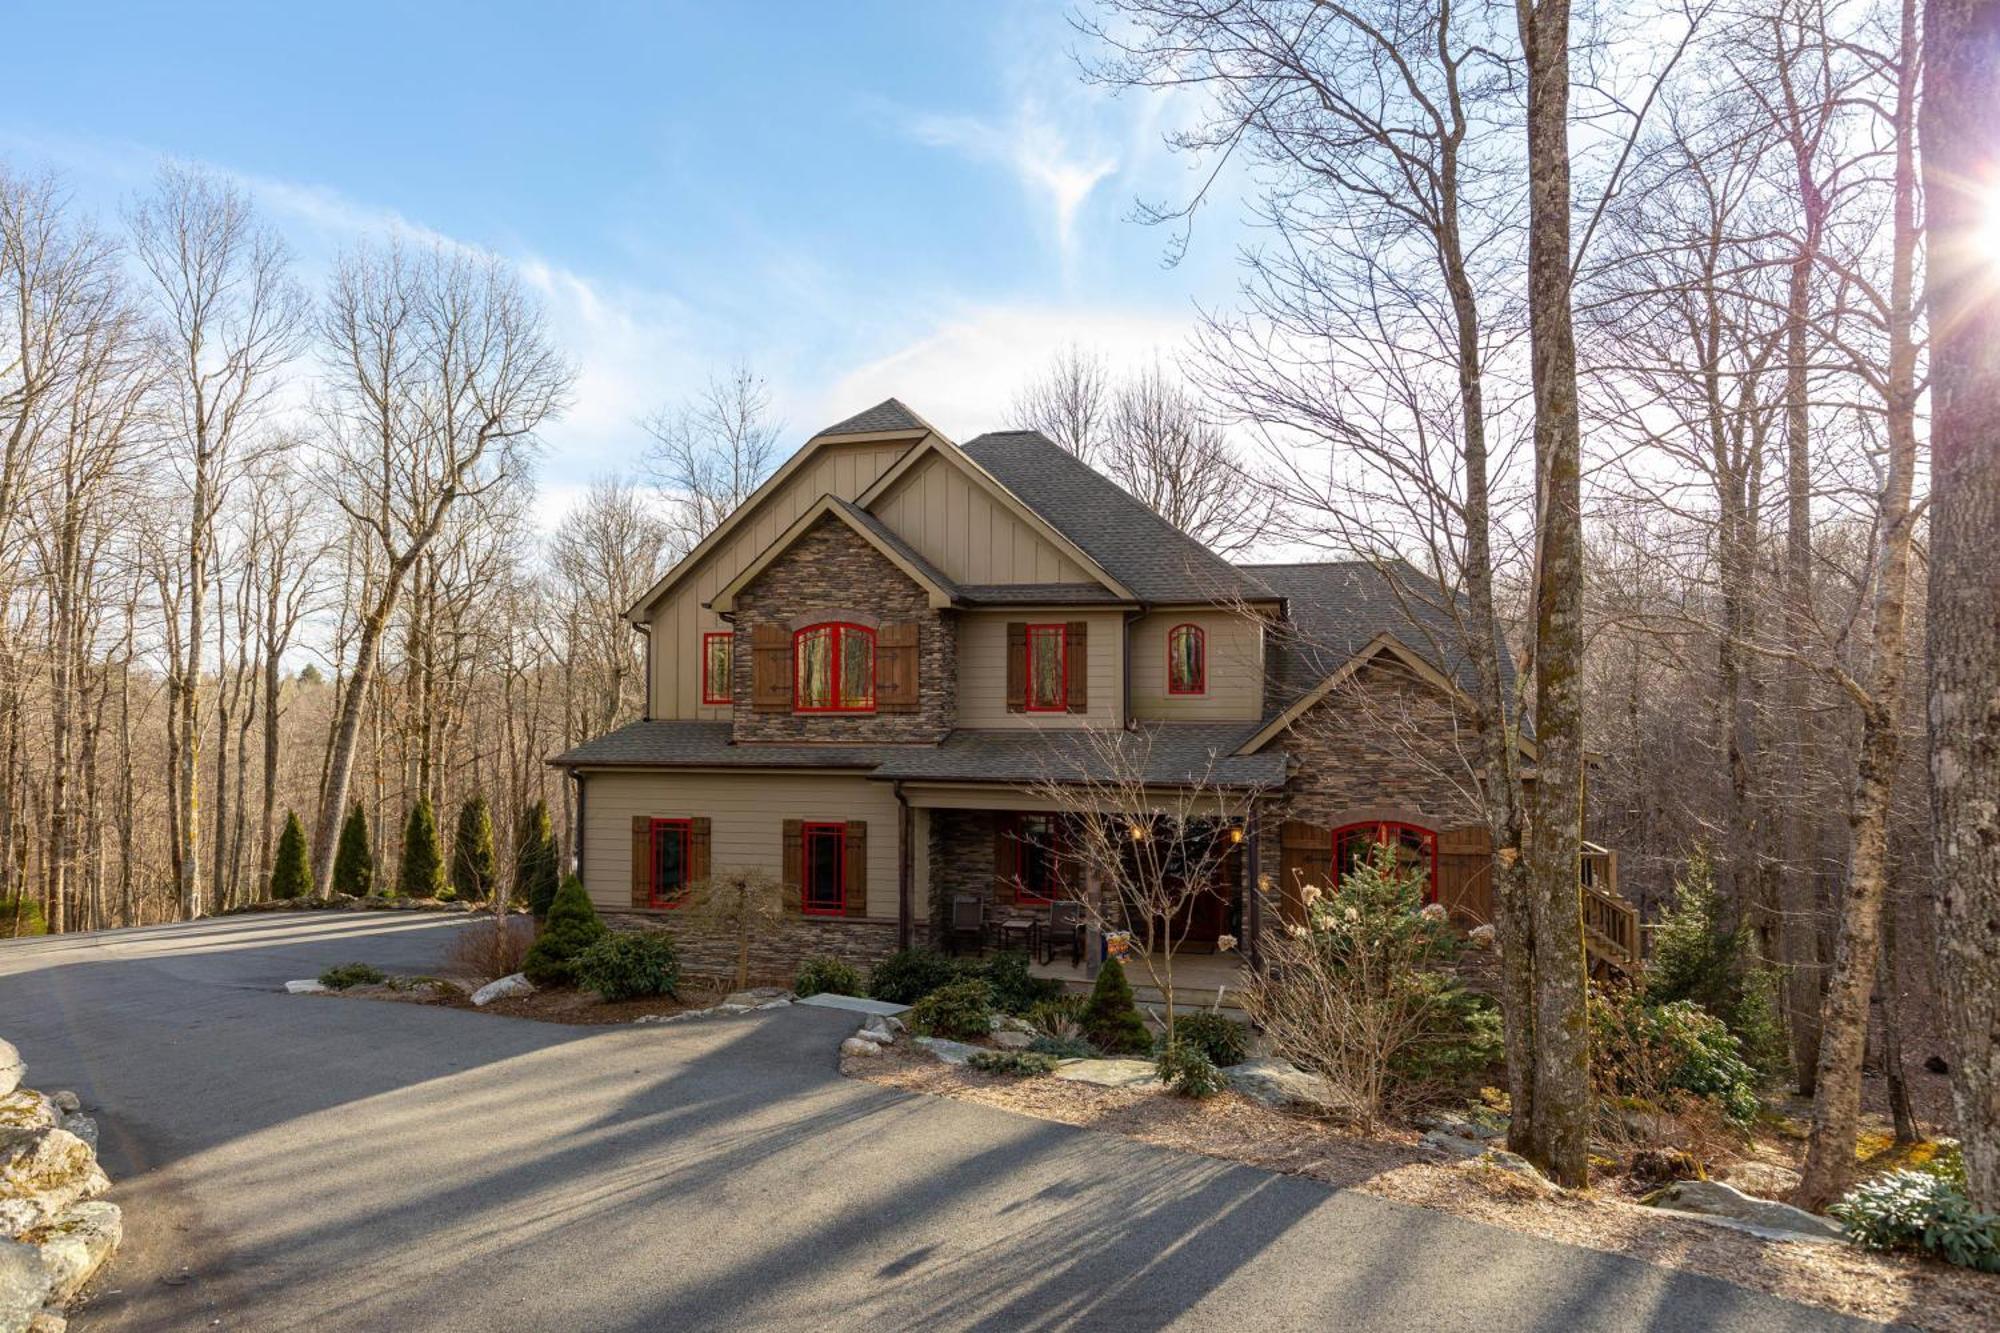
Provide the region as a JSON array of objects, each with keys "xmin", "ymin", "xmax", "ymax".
[{"xmin": 1028, "ymin": 948, "xmax": 1252, "ymax": 1013}]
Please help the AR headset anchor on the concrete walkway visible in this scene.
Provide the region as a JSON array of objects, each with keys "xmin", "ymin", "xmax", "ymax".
[{"xmin": 0, "ymin": 914, "xmax": 1878, "ymax": 1331}]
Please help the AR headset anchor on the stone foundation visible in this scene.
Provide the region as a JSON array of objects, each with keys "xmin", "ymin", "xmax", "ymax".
[{"xmin": 604, "ymin": 912, "xmax": 901, "ymax": 985}]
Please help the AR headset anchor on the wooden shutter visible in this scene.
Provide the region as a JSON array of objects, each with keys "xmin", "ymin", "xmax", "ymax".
[
  {"xmin": 630, "ymin": 816, "xmax": 651, "ymax": 908},
  {"xmin": 690, "ymin": 817, "xmax": 712, "ymax": 887},
  {"xmin": 781, "ymin": 819, "xmax": 803, "ymax": 914},
  {"xmin": 1066, "ymin": 621, "xmax": 1088, "ymax": 712},
  {"xmin": 752, "ymin": 624, "xmax": 791, "ymax": 712},
  {"xmin": 877, "ymin": 622, "xmax": 920, "ymax": 712},
  {"xmin": 844, "ymin": 821, "xmax": 868, "ymax": 917},
  {"xmin": 1277, "ymin": 820, "xmax": 1333, "ymax": 927},
  {"xmin": 994, "ymin": 815, "xmax": 1019, "ymax": 904},
  {"xmin": 1006, "ymin": 622, "xmax": 1027, "ymax": 713},
  {"xmin": 1438, "ymin": 823, "xmax": 1493, "ymax": 926}
]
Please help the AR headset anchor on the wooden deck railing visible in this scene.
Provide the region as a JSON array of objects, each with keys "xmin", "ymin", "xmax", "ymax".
[{"xmin": 1579, "ymin": 845, "xmax": 1639, "ymax": 975}]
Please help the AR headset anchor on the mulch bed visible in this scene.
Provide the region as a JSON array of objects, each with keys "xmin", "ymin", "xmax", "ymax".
[
  {"xmin": 323, "ymin": 974, "xmax": 739, "ymax": 1025},
  {"xmin": 848, "ymin": 1043, "xmax": 2000, "ymax": 1332}
]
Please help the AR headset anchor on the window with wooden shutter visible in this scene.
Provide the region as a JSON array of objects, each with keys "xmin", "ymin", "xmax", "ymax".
[
  {"xmin": 1006, "ymin": 622, "xmax": 1027, "ymax": 713},
  {"xmin": 1026, "ymin": 624, "xmax": 1068, "ymax": 712},
  {"xmin": 876, "ymin": 622, "xmax": 920, "ymax": 712},
  {"xmin": 843, "ymin": 820, "xmax": 868, "ymax": 917},
  {"xmin": 752, "ymin": 624, "xmax": 792, "ymax": 712},
  {"xmin": 801, "ymin": 822, "xmax": 847, "ymax": 915},
  {"xmin": 782, "ymin": 819, "xmax": 803, "ymax": 914},
  {"xmin": 1065, "ymin": 620, "xmax": 1088, "ymax": 713},
  {"xmin": 994, "ymin": 815, "xmax": 1020, "ymax": 903},
  {"xmin": 1278, "ymin": 820, "xmax": 1334, "ymax": 927}
]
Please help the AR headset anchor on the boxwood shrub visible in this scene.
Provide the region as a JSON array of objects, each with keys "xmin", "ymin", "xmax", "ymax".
[
  {"xmin": 868, "ymin": 947, "xmax": 964, "ymax": 1005},
  {"xmin": 573, "ymin": 931, "xmax": 680, "ymax": 1001},
  {"xmin": 795, "ymin": 955, "xmax": 864, "ymax": 999},
  {"xmin": 909, "ymin": 977, "xmax": 994, "ymax": 1040}
]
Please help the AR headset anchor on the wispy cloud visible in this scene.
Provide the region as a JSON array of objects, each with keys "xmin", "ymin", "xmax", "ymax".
[{"xmin": 904, "ymin": 101, "xmax": 1116, "ymax": 261}]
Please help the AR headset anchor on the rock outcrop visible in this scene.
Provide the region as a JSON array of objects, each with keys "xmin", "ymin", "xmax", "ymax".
[{"xmin": 0, "ymin": 1044, "xmax": 120, "ymax": 1333}]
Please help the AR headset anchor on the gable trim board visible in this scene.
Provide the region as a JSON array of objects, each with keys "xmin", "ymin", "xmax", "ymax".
[
  {"xmin": 624, "ymin": 418, "xmax": 936, "ymax": 624},
  {"xmin": 1235, "ymin": 631, "xmax": 1537, "ymax": 759},
  {"xmin": 708, "ymin": 495, "xmax": 962, "ymax": 613},
  {"xmin": 855, "ymin": 435, "xmax": 1137, "ymax": 602}
]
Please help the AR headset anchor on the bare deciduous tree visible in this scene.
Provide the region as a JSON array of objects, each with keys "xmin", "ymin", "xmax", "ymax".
[{"xmin": 641, "ymin": 361, "xmax": 780, "ymax": 554}]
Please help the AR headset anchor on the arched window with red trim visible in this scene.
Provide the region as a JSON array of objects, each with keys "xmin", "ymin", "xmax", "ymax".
[
  {"xmin": 793, "ymin": 622, "xmax": 876, "ymax": 712},
  {"xmin": 1333, "ymin": 820, "xmax": 1438, "ymax": 904},
  {"xmin": 1166, "ymin": 623, "xmax": 1206, "ymax": 695}
]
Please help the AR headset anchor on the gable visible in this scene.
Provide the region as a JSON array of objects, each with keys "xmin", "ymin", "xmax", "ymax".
[
  {"xmin": 866, "ymin": 446, "xmax": 1115, "ymax": 589},
  {"xmin": 711, "ymin": 497, "xmax": 958, "ymax": 613}
]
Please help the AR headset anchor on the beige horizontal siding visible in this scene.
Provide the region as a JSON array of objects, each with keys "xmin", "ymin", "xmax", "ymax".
[
  {"xmin": 1129, "ymin": 609, "xmax": 1265, "ymax": 721},
  {"xmin": 581, "ymin": 770, "xmax": 903, "ymax": 920},
  {"xmin": 649, "ymin": 440, "xmax": 913, "ymax": 719},
  {"xmin": 955, "ymin": 609, "xmax": 1125, "ymax": 729}
]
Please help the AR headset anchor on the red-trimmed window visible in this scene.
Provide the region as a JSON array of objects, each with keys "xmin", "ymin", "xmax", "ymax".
[
  {"xmin": 701, "ymin": 632, "xmax": 733, "ymax": 705},
  {"xmin": 1334, "ymin": 821, "xmax": 1439, "ymax": 904},
  {"xmin": 801, "ymin": 822, "xmax": 847, "ymax": 915},
  {"xmin": 1014, "ymin": 814, "xmax": 1068, "ymax": 903},
  {"xmin": 1166, "ymin": 623, "xmax": 1206, "ymax": 695},
  {"xmin": 794, "ymin": 623, "xmax": 875, "ymax": 712},
  {"xmin": 648, "ymin": 818, "xmax": 693, "ymax": 908},
  {"xmin": 1025, "ymin": 623, "xmax": 1068, "ymax": 712}
]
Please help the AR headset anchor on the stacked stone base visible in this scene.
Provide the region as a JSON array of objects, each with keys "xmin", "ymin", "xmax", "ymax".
[
  {"xmin": 1, "ymin": 1042, "xmax": 119, "ymax": 1333},
  {"xmin": 603, "ymin": 913, "xmax": 899, "ymax": 986}
]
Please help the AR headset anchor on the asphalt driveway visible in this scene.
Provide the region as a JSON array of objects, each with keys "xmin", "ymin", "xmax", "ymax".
[{"xmin": 0, "ymin": 913, "xmax": 1875, "ymax": 1331}]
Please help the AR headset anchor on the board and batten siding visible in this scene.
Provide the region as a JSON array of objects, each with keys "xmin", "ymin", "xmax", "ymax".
[
  {"xmin": 956, "ymin": 609, "xmax": 1125, "ymax": 729},
  {"xmin": 870, "ymin": 450, "xmax": 1097, "ymax": 586},
  {"xmin": 581, "ymin": 770, "xmax": 904, "ymax": 919},
  {"xmin": 1128, "ymin": 609, "xmax": 1266, "ymax": 721},
  {"xmin": 647, "ymin": 440, "xmax": 914, "ymax": 720}
]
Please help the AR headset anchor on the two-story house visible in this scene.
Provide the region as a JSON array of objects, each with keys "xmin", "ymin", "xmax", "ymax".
[{"xmin": 552, "ymin": 399, "xmax": 1635, "ymax": 985}]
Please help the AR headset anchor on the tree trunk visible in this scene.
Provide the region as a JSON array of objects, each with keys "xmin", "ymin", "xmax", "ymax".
[
  {"xmin": 1877, "ymin": 897, "xmax": 1919, "ymax": 1144},
  {"xmin": 1796, "ymin": 0, "xmax": 1920, "ymax": 1208},
  {"xmin": 1921, "ymin": 0, "xmax": 2000, "ymax": 1216},
  {"xmin": 1516, "ymin": 0, "xmax": 1593, "ymax": 1189}
]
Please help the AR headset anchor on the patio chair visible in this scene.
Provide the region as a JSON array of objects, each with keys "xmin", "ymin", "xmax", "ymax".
[
  {"xmin": 1041, "ymin": 900, "xmax": 1086, "ymax": 967},
  {"xmin": 948, "ymin": 895, "xmax": 986, "ymax": 956}
]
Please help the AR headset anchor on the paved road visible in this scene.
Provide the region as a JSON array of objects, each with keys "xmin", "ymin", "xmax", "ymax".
[{"xmin": 0, "ymin": 914, "xmax": 1875, "ymax": 1332}]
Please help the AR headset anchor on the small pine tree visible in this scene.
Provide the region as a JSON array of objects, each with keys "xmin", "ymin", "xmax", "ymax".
[
  {"xmin": 1646, "ymin": 848, "xmax": 1789, "ymax": 1076},
  {"xmin": 269, "ymin": 810, "xmax": 313, "ymax": 900},
  {"xmin": 1082, "ymin": 956, "xmax": 1151, "ymax": 1055},
  {"xmin": 450, "ymin": 795, "xmax": 497, "ymax": 903},
  {"xmin": 332, "ymin": 803, "xmax": 374, "ymax": 898},
  {"xmin": 399, "ymin": 798, "xmax": 446, "ymax": 900},
  {"xmin": 515, "ymin": 800, "xmax": 560, "ymax": 917},
  {"xmin": 522, "ymin": 875, "xmax": 609, "ymax": 986}
]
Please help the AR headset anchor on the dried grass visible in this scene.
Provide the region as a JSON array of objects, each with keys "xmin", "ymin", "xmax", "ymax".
[{"xmin": 441, "ymin": 915, "xmax": 536, "ymax": 982}]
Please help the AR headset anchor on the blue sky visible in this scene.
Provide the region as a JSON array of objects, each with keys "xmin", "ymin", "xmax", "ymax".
[{"xmin": 4, "ymin": 2, "xmax": 1249, "ymax": 518}]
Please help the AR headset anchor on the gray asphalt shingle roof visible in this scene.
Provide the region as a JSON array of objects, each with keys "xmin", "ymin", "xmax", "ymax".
[
  {"xmin": 1242, "ymin": 560, "xmax": 1518, "ymax": 717},
  {"xmin": 955, "ymin": 582, "xmax": 1132, "ymax": 606},
  {"xmin": 961, "ymin": 431, "xmax": 1275, "ymax": 605},
  {"xmin": 552, "ymin": 721, "xmax": 1285, "ymax": 788},
  {"xmin": 817, "ymin": 398, "xmax": 927, "ymax": 437}
]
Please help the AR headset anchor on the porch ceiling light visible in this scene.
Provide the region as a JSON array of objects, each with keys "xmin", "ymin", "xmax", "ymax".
[
  {"xmin": 1228, "ymin": 826, "xmax": 1245, "ymax": 843},
  {"xmin": 1128, "ymin": 822, "xmax": 1147, "ymax": 841}
]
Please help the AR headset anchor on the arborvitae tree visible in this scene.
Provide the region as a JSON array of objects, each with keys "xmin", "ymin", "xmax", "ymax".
[
  {"xmin": 522, "ymin": 875, "xmax": 608, "ymax": 986},
  {"xmin": 515, "ymin": 799, "xmax": 559, "ymax": 917},
  {"xmin": 1082, "ymin": 956, "xmax": 1151, "ymax": 1055},
  {"xmin": 399, "ymin": 798, "xmax": 446, "ymax": 899},
  {"xmin": 450, "ymin": 795, "xmax": 497, "ymax": 902},
  {"xmin": 332, "ymin": 803, "xmax": 374, "ymax": 898},
  {"xmin": 269, "ymin": 811, "xmax": 313, "ymax": 900}
]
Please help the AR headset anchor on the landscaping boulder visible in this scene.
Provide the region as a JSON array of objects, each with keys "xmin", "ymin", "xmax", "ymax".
[
  {"xmin": 52, "ymin": 1119, "xmax": 94, "ymax": 1157},
  {"xmin": 470, "ymin": 973, "xmax": 534, "ymax": 1007},
  {"xmin": 0, "ymin": 1239, "xmax": 52, "ymax": 1333},
  {"xmin": 861, "ymin": 1015, "xmax": 901, "ymax": 1043},
  {"xmin": 27, "ymin": 1201, "xmax": 121, "ymax": 1304},
  {"xmin": 839, "ymin": 1037, "xmax": 883, "ymax": 1059},
  {"xmin": 1051, "ymin": 1059, "xmax": 1159, "ymax": 1089},
  {"xmin": 0, "ymin": 1095, "xmax": 53, "ymax": 1136},
  {"xmin": 990, "ymin": 1031, "xmax": 1034, "ymax": 1051},
  {"xmin": 1422, "ymin": 1131, "xmax": 1489, "ymax": 1160},
  {"xmin": 913, "ymin": 1037, "xmax": 983, "ymax": 1066},
  {"xmin": 1644, "ymin": 1180, "xmax": 1845, "ymax": 1241},
  {"xmin": 0, "ymin": 1130, "xmax": 107, "ymax": 1236},
  {"xmin": 0, "ymin": 1046, "xmax": 20, "ymax": 1101},
  {"xmin": 282, "ymin": 980, "xmax": 327, "ymax": 995},
  {"xmin": 1223, "ymin": 1058, "xmax": 1335, "ymax": 1111},
  {"xmin": 1719, "ymin": 1162, "xmax": 1803, "ymax": 1201},
  {"xmin": 990, "ymin": 1015, "xmax": 1035, "ymax": 1036},
  {"xmin": 723, "ymin": 988, "xmax": 790, "ymax": 1008},
  {"xmin": 1474, "ymin": 1149, "xmax": 1552, "ymax": 1189}
]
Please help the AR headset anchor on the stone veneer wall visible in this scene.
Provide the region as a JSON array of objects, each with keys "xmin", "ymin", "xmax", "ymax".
[
  {"xmin": 729, "ymin": 516, "xmax": 957, "ymax": 743},
  {"xmin": 603, "ymin": 911, "xmax": 900, "ymax": 984},
  {"xmin": 1251, "ymin": 658, "xmax": 1486, "ymax": 956},
  {"xmin": 926, "ymin": 809, "xmax": 999, "ymax": 945}
]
